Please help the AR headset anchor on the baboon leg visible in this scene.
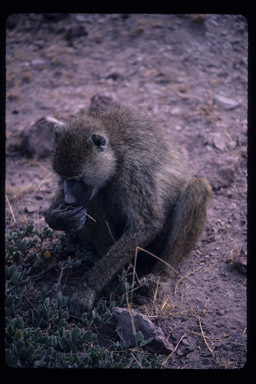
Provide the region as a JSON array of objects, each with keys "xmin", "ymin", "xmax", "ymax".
[{"xmin": 152, "ymin": 177, "xmax": 212, "ymax": 277}]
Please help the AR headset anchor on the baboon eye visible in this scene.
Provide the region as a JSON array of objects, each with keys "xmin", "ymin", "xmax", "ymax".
[{"xmin": 91, "ymin": 133, "xmax": 107, "ymax": 151}]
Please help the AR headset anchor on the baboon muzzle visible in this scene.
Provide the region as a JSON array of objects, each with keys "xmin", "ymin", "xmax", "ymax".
[{"xmin": 64, "ymin": 179, "xmax": 94, "ymax": 206}]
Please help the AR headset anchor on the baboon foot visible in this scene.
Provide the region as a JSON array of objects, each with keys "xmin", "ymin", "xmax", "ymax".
[{"xmin": 68, "ymin": 284, "xmax": 97, "ymax": 317}]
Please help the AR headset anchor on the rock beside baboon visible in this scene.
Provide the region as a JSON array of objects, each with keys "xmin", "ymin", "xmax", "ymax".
[{"xmin": 112, "ymin": 307, "xmax": 174, "ymax": 354}]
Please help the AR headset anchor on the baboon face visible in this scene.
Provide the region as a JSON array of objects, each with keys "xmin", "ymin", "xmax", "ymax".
[
  {"xmin": 63, "ymin": 179, "xmax": 94, "ymax": 206},
  {"xmin": 52, "ymin": 116, "xmax": 117, "ymax": 206}
]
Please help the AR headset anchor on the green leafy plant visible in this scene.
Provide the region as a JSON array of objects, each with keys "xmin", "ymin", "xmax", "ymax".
[{"xmin": 5, "ymin": 225, "xmax": 163, "ymax": 368}]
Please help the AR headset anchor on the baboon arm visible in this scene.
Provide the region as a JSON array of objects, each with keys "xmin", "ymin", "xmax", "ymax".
[
  {"xmin": 85, "ymin": 223, "xmax": 163, "ymax": 293},
  {"xmin": 69, "ymin": 224, "xmax": 163, "ymax": 316}
]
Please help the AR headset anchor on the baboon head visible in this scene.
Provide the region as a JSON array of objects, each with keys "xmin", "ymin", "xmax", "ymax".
[{"xmin": 52, "ymin": 113, "xmax": 116, "ymax": 206}]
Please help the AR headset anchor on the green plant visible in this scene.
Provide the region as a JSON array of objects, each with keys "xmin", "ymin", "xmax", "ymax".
[{"xmin": 5, "ymin": 225, "xmax": 163, "ymax": 368}]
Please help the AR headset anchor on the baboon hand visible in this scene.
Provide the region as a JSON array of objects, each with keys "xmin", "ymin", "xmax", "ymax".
[
  {"xmin": 44, "ymin": 203, "xmax": 87, "ymax": 232},
  {"xmin": 68, "ymin": 283, "xmax": 97, "ymax": 316}
]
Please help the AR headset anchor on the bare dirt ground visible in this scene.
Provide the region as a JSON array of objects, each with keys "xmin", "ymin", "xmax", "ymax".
[{"xmin": 5, "ymin": 14, "xmax": 248, "ymax": 369}]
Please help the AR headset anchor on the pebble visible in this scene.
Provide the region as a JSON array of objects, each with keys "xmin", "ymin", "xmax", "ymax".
[
  {"xmin": 171, "ymin": 330, "xmax": 185, "ymax": 342},
  {"xmin": 31, "ymin": 59, "xmax": 46, "ymax": 67},
  {"xmin": 214, "ymin": 94, "xmax": 241, "ymax": 110},
  {"xmin": 186, "ymin": 351, "xmax": 200, "ymax": 361},
  {"xmin": 217, "ymin": 309, "xmax": 226, "ymax": 316},
  {"xmin": 176, "ymin": 348, "xmax": 186, "ymax": 356},
  {"xmin": 182, "ymin": 336, "xmax": 197, "ymax": 346},
  {"xmin": 212, "ymin": 132, "xmax": 226, "ymax": 151},
  {"xmin": 171, "ymin": 107, "xmax": 181, "ymax": 116},
  {"xmin": 64, "ymin": 25, "xmax": 88, "ymax": 41}
]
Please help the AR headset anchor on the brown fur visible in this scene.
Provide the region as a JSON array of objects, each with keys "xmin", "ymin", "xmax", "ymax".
[{"xmin": 45, "ymin": 105, "xmax": 212, "ymax": 315}]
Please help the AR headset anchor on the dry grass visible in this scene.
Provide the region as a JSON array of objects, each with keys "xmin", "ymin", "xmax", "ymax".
[
  {"xmin": 6, "ymin": 184, "xmax": 36, "ymax": 203},
  {"xmin": 197, "ymin": 315, "xmax": 215, "ymax": 356},
  {"xmin": 162, "ymin": 334, "xmax": 186, "ymax": 366},
  {"xmin": 5, "ymin": 167, "xmax": 55, "ymax": 229},
  {"xmin": 125, "ymin": 245, "xmax": 223, "ymax": 365},
  {"xmin": 5, "ymin": 193, "xmax": 17, "ymax": 224}
]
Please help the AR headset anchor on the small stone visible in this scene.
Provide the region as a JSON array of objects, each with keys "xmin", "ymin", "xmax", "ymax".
[
  {"xmin": 217, "ymin": 309, "xmax": 226, "ymax": 316},
  {"xmin": 182, "ymin": 336, "xmax": 197, "ymax": 346},
  {"xmin": 155, "ymin": 72, "xmax": 172, "ymax": 85},
  {"xmin": 171, "ymin": 107, "xmax": 181, "ymax": 116},
  {"xmin": 31, "ymin": 59, "xmax": 46, "ymax": 67},
  {"xmin": 88, "ymin": 93, "xmax": 118, "ymax": 113},
  {"xmin": 64, "ymin": 25, "xmax": 88, "ymax": 41},
  {"xmin": 24, "ymin": 206, "xmax": 36, "ymax": 214},
  {"xmin": 186, "ymin": 350, "xmax": 201, "ymax": 361},
  {"xmin": 171, "ymin": 330, "xmax": 184, "ymax": 342},
  {"xmin": 212, "ymin": 132, "xmax": 226, "ymax": 151},
  {"xmin": 214, "ymin": 94, "xmax": 241, "ymax": 110},
  {"xmin": 112, "ymin": 307, "xmax": 173, "ymax": 354},
  {"xmin": 35, "ymin": 194, "xmax": 44, "ymax": 200},
  {"xmin": 106, "ymin": 72, "xmax": 122, "ymax": 81},
  {"xmin": 176, "ymin": 347, "xmax": 186, "ymax": 356}
]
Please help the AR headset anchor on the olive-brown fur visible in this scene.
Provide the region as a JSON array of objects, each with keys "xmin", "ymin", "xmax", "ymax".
[{"xmin": 45, "ymin": 105, "xmax": 212, "ymax": 315}]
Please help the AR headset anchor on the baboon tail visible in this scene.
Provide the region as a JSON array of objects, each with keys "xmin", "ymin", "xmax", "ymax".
[{"xmin": 154, "ymin": 177, "xmax": 212, "ymax": 275}]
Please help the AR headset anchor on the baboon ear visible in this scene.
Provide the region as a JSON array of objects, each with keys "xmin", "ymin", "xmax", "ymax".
[
  {"xmin": 91, "ymin": 133, "xmax": 107, "ymax": 151},
  {"xmin": 54, "ymin": 124, "xmax": 65, "ymax": 140}
]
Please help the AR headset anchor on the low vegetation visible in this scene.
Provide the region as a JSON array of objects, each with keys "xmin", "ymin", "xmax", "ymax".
[{"xmin": 5, "ymin": 225, "xmax": 163, "ymax": 368}]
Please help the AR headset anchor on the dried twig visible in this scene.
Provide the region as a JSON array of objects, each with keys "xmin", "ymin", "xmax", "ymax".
[
  {"xmin": 174, "ymin": 265, "xmax": 205, "ymax": 294},
  {"xmin": 32, "ymin": 176, "xmax": 53, "ymax": 195},
  {"xmin": 198, "ymin": 315, "xmax": 214, "ymax": 357},
  {"xmin": 30, "ymin": 265, "xmax": 57, "ymax": 280},
  {"xmin": 55, "ymin": 264, "xmax": 66, "ymax": 290},
  {"xmin": 129, "ymin": 263, "xmax": 143, "ymax": 288},
  {"xmin": 24, "ymin": 295, "xmax": 36, "ymax": 310},
  {"xmin": 153, "ymin": 275, "xmax": 160, "ymax": 303},
  {"xmin": 162, "ymin": 334, "xmax": 186, "ymax": 366},
  {"xmin": 135, "ymin": 247, "xmax": 181, "ymax": 277},
  {"xmin": 125, "ymin": 292, "xmax": 136, "ymax": 336},
  {"xmin": 86, "ymin": 213, "xmax": 96, "ymax": 222},
  {"xmin": 105, "ymin": 219, "xmax": 115, "ymax": 242},
  {"xmin": 130, "ymin": 247, "xmax": 138, "ymax": 306},
  {"xmin": 5, "ymin": 193, "xmax": 17, "ymax": 224},
  {"xmin": 130, "ymin": 352, "xmax": 142, "ymax": 368},
  {"xmin": 58, "ymin": 205, "xmax": 96, "ymax": 223},
  {"xmin": 129, "ymin": 246, "xmax": 181, "ymax": 309}
]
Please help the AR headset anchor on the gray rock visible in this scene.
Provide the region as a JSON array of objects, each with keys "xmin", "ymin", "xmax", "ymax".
[
  {"xmin": 64, "ymin": 25, "xmax": 88, "ymax": 41},
  {"xmin": 20, "ymin": 116, "xmax": 64, "ymax": 158},
  {"xmin": 88, "ymin": 93, "xmax": 118, "ymax": 113},
  {"xmin": 186, "ymin": 351, "xmax": 201, "ymax": 361},
  {"xmin": 112, "ymin": 307, "xmax": 173, "ymax": 354},
  {"xmin": 202, "ymin": 157, "xmax": 238, "ymax": 191},
  {"xmin": 216, "ymin": 309, "xmax": 226, "ymax": 316},
  {"xmin": 214, "ymin": 94, "xmax": 241, "ymax": 110},
  {"xmin": 212, "ymin": 132, "xmax": 227, "ymax": 151}
]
